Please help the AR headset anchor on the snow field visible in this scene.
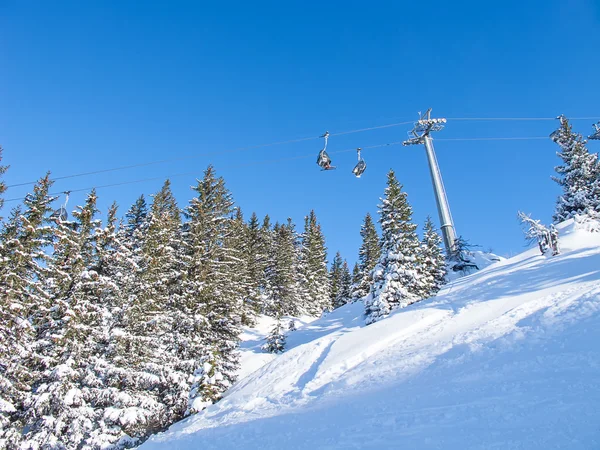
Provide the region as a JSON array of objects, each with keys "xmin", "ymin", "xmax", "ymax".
[{"xmin": 141, "ymin": 220, "xmax": 600, "ymax": 449}]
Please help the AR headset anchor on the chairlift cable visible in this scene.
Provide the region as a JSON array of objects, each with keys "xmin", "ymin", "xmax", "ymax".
[
  {"xmin": 8, "ymin": 116, "xmax": 587, "ymax": 189},
  {"xmin": 4, "ymin": 141, "xmax": 406, "ymax": 203},
  {"xmin": 6, "ymin": 121, "xmax": 416, "ymax": 189},
  {"xmin": 446, "ymin": 117, "xmax": 600, "ymax": 122}
]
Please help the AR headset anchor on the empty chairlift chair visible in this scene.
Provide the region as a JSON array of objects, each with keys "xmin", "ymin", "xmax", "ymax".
[
  {"xmin": 50, "ymin": 191, "xmax": 71, "ymax": 223},
  {"xmin": 352, "ymin": 148, "xmax": 366, "ymax": 178}
]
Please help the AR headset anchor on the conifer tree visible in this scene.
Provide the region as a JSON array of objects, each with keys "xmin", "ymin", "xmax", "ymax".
[
  {"xmin": 262, "ymin": 318, "xmax": 286, "ymax": 354},
  {"xmin": 259, "ymin": 215, "xmax": 277, "ymax": 314},
  {"xmin": 229, "ymin": 208, "xmax": 255, "ymax": 326},
  {"xmin": 351, "ymin": 262, "xmax": 361, "ymax": 290},
  {"xmin": 267, "ymin": 220, "xmax": 302, "ymax": 316},
  {"xmin": 350, "ymin": 212, "xmax": 380, "ymax": 301},
  {"xmin": 124, "ymin": 180, "xmax": 190, "ymax": 426},
  {"xmin": 337, "ymin": 260, "xmax": 352, "ymax": 308},
  {"xmin": 329, "ymin": 251, "xmax": 343, "ymax": 307},
  {"xmin": 551, "ymin": 116, "xmax": 600, "ymax": 222},
  {"xmin": 365, "ymin": 170, "xmax": 424, "ymax": 325},
  {"xmin": 184, "ymin": 166, "xmax": 241, "ymax": 411},
  {"xmin": 23, "ymin": 190, "xmax": 104, "ymax": 448},
  {"xmin": 92, "ymin": 204, "xmax": 167, "ymax": 447},
  {"xmin": 245, "ymin": 212, "xmax": 268, "ymax": 319},
  {"xmin": 124, "ymin": 195, "xmax": 148, "ymax": 241},
  {"xmin": 299, "ymin": 210, "xmax": 330, "ymax": 315},
  {"xmin": 419, "ymin": 217, "xmax": 447, "ymax": 297},
  {"xmin": 0, "ymin": 175, "xmax": 54, "ymax": 447}
]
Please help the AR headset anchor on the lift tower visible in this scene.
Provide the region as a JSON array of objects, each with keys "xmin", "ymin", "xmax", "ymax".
[{"xmin": 403, "ymin": 109, "xmax": 457, "ymax": 254}]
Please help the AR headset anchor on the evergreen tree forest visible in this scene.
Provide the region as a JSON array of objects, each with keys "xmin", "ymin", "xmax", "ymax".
[{"xmin": 0, "ymin": 164, "xmax": 337, "ymax": 449}]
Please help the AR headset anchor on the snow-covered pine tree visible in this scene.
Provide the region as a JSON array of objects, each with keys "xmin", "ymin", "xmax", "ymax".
[
  {"xmin": 350, "ymin": 212, "xmax": 380, "ymax": 302},
  {"xmin": 245, "ymin": 212, "xmax": 268, "ymax": 320},
  {"xmin": 229, "ymin": 207, "xmax": 255, "ymax": 326},
  {"xmin": 262, "ymin": 318, "xmax": 286, "ymax": 354},
  {"xmin": 89, "ymin": 204, "xmax": 165, "ymax": 448},
  {"xmin": 352, "ymin": 262, "xmax": 360, "ymax": 286},
  {"xmin": 335, "ymin": 260, "xmax": 352, "ymax": 309},
  {"xmin": 447, "ymin": 236, "xmax": 479, "ymax": 274},
  {"xmin": 0, "ymin": 175, "xmax": 55, "ymax": 448},
  {"xmin": 419, "ymin": 216, "xmax": 447, "ymax": 297},
  {"xmin": 0, "ymin": 208, "xmax": 29, "ymax": 448},
  {"xmin": 518, "ymin": 211, "xmax": 560, "ymax": 256},
  {"xmin": 123, "ymin": 180, "xmax": 191, "ymax": 428},
  {"xmin": 551, "ymin": 115, "xmax": 600, "ymax": 222},
  {"xmin": 267, "ymin": 220, "xmax": 302, "ymax": 317},
  {"xmin": 22, "ymin": 190, "xmax": 105, "ymax": 449},
  {"xmin": 299, "ymin": 210, "xmax": 331, "ymax": 315},
  {"xmin": 124, "ymin": 194, "xmax": 148, "ymax": 243},
  {"xmin": 184, "ymin": 166, "xmax": 241, "ymax": 412},
  {"xmin": 365, "ymin": 170, "xmax": 424, "ymax": 325},
  {"xmin": 329, "ymin": 251, "xmax": 343, "ymax": 307}
]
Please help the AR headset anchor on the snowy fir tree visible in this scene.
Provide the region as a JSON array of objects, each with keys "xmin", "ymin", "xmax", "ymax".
[
  {"xmin": 350, "ymin": 212, "xmax": 380, "ymax": 302},
  {"xmin": 299, "ymin": 210, "xmax": 331, "ymax": 315},
  {"xmin": 329, "ymin": 253, "xmax": 352, "ymax": 309},
  {"xmin": 447, "ymin": 236, "xmax": 479, "ymax": 274},
  {"xmin": 184, "ymin": 166, "xmax": 241, "ymax": 411},
  {"xmin": 262, "ymin": 318, "xmax": 286, "ymax": 354},
  {"xmin": 329, "ymin": 251, "xmax": 343, "ymax": 307},
  {"xmin": 551, "ymin": 115, "xmax": 600, "ymax": 222},
  {"xmin": 365, "ymin": 170, "xmax": 424, "ymax": 325},
  {"xmin": 266, "ymin": 220, "xmax": 302, "ymax": 317},
  {"xmin": 0, "ymin": 174, "xmax": 55, "ymax": 448},
  {"xmin": 419, "ymin": 217, "xmax": 447, "ymax": 297},
  {"xmin": 22, "ymin": 190, "xmax": 105, "ymax": 448},
  {"xmin": 518, "ymin": 211, "xmax": 560, "ymax": 256},
  {"xmin": 244, "ymin": 212, "xmax": 269, "ymax": 321},
  {"xmin": 228, "ymin": 207, "xmax": 255, "ymax": 326},
  {"xmin": 337, "ymin": 260, "xmax": 352, "ymax": 308},
  {"xmin": 352, "ymin": 262, "xmax": 360, "ymax": 286}
]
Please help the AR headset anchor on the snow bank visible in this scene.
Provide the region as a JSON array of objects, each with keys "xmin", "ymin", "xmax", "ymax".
[{"xmin": 141, "ymin": 220, "xmax": 600, "ymax": 449}]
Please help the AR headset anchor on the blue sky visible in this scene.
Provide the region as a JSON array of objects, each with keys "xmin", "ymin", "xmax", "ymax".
[{"xmin": 1, "ymin": 0, "xmax": 599, "ymax": 264}]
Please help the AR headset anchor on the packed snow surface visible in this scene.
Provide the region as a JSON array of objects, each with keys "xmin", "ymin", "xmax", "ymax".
[{"xmin": 141, "ymin": 220, "xmax": 600, "ymax": 449}]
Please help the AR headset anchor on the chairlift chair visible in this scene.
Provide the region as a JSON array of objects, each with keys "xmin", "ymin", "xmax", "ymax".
[
  {"xmin": 316, "ymin": 131, "xmax": 334, "ymax": 169},
  {"xmin": 352, "ymin": 148, "xmax": 366, "ymax": 178},
  {"xmin": 51, "ymin": 191, "xmax": 71, "ymax": 223}
]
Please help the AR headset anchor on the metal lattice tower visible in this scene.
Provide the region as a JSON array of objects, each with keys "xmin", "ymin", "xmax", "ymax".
[
  {"xmin": 403, "ymin": 109, "xmax": 457, "ymax": 254},
  {"xmin": 589, "ymin": 121, "xmax": 600, "ymax": 141}
]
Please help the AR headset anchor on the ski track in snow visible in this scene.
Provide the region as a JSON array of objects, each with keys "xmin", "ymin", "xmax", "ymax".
[{"xmin": 141, "ymin": 220, "xmax": 600, "ymax": 449}]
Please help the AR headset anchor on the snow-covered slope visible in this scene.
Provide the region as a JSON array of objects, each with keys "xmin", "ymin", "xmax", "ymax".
[{"xmin": 141, "ymin": 220, "xmax": 600, "ymax": 449}]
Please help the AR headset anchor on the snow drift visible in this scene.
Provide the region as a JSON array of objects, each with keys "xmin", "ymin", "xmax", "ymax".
[{"xmin": 140, "ymin": 219, "xmax": 600, "ymax": 449}]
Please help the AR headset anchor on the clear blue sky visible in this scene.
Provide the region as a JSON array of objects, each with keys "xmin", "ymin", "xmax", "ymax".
[{"xmin": 1, "ymin": 0, "xmax": 599, "ymax": 264}]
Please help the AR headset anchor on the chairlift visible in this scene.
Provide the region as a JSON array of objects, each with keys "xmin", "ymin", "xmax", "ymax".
[
  {"xmin": 589, "ymin": 122, "xmax": 600, "ymax": 141},
  {"xmin": 352, "ymin": 148, "xmax": 367, "ymax": 178},
  {"xmin": 316, "ymin": 131, "xmax": 334, "ymax": 170},
  {"xmin": 50, "ymin": 191, "xmax": 70, "ymax": 223}
]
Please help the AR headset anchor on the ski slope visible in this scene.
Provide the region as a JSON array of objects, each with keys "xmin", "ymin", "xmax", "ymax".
[{"xmin": 141, "ymin": 220, "xmax": 600, "ymax": 449}]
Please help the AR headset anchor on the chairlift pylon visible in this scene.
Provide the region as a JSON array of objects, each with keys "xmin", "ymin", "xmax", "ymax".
[
  {"xmin": 352, "ymin": 148, "xmax": 367, "ymax": 178},
  {"xmin": 316, "ymin": 131, "xmax": 334, "ymax": 170}
]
